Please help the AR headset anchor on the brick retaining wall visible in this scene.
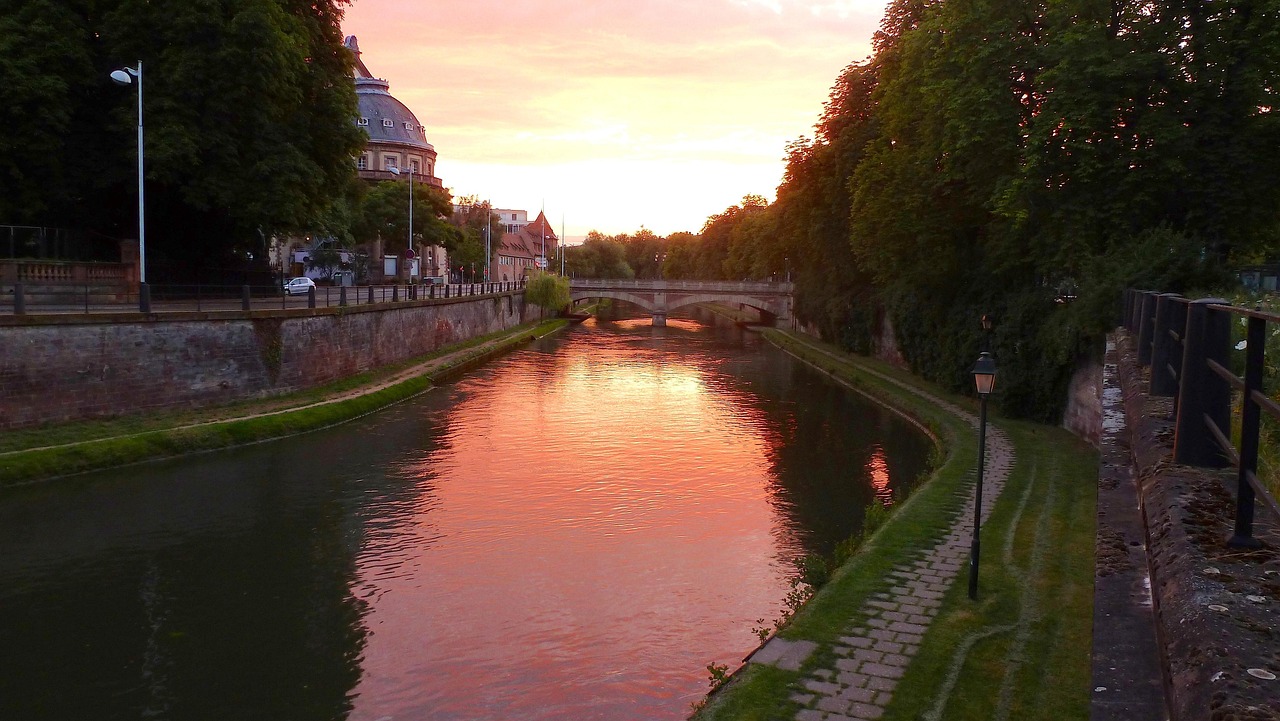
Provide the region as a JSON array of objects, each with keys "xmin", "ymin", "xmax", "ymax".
[{"xmin": 0, "ymin": 293, "xmax": 528, "ymax": 429}]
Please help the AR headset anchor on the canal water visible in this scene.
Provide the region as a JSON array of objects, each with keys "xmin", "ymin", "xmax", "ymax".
[{"xmin": 0, "ymin": 315, "xmax": 930, "ymax": 720}]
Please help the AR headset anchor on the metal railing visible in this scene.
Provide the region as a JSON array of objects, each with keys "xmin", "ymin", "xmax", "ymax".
[
  {"xmin": 569, "ymin": 278, "xmax": 794, "ymax": 293},
  {"xmin": 1, "ymin": 279, "xmax": 527, "ymax": 316},
  {"xmin": 1123, "ymin": 288, "xmax": 1280, "ymax": 546}
]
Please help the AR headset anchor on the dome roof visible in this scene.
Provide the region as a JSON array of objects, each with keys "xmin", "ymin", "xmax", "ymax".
[{"xmin": 345, "ymin": 36, "xmax": 435, "ymax": 154}]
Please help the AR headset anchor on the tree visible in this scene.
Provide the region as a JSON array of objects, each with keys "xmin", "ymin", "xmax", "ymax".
[
  {"xmin": 354, "ymin": 180, "xmax": 458, "ymax": 255},
  {"xmin": 0, "ymin": 0, "xmax": 367, "ymax": 279},
  {"xmin": 565, "ymin": 231, "xmax": 634, "ymax": 278},
  {"xmin": 525, "ymin": 270, "xmax": 570, "ymax": 311}
]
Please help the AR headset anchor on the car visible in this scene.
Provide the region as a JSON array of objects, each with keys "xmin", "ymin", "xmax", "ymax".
[{"xmin": 283, "ymin": 277, "xmax": 316, "ymax": 295}]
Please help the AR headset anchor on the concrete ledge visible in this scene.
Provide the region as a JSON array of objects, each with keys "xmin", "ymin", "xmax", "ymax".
[
  {"xmin": 1113, "ymin": 330, "xmax": 1280, "ymax": 721},
  {"xmin": 1091, "ymin": 336, "xmax": 1168, "ymax": 720}
]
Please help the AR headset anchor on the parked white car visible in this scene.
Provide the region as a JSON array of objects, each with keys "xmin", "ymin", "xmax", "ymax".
[{"xmin": 283, "ymin": 277, "xmax": 316, "ymax": 295}]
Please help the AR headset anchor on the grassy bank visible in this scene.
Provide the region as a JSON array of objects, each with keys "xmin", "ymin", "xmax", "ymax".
[
  {"xmin": 0, "ymin": 319, "xmax": 569, "ymax": 486},
  {"xmin": 695, "ymin": 331, "xmax": 1095, "ymax": 721}
]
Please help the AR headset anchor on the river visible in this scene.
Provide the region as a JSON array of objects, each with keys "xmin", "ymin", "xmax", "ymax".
[{"xmin": 0, "ymin": 313, "xmax": 930, "ymax": 720}]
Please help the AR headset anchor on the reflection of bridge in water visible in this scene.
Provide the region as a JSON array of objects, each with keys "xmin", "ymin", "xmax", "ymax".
[{"xmin": 568, "ymin": 278, "xmax": 794, "ymax": 327}]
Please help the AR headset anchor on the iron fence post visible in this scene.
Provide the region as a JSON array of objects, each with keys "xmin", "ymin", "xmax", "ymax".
[
  {"xmin": 1137, "ymin": 291, "xmax": 1157, "ymax": 366},
  {"xmin": 1230, "ymin": 314, "xmax": 1266, "ymax": 547},
  {"xmin": 339, "ymin": 285, "xmax": 348, "ymax": 307},
  {"xmin": 242, "ymin": 285, "xmax": 251, "ymax": 311},
  {"xmin": 1173, "ymin": 299, "xmax": 1232, "ymax": 467},
  {"xmin": 307, "ymin": 286, "xmax": 316, "ymax": 309},
  {"xmin": 1151, "ymin": 293, "xmax": 1183, "ymax": 396},
  {"xmin": 13, "ymin": 282, "xmax": 24, "ymax": 315},
  {"xmin": 139, "ymin": 282, "xmax": 151, "ymax": 314}
]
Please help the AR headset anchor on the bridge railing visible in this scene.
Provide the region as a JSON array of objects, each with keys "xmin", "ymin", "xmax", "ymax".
[{"xmin": 568, "ymin": 278, "xmax": 793, "ymax": 293}]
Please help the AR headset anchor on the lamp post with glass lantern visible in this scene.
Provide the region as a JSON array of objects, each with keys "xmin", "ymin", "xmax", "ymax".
[
  {"xmin": 968, "ymin": 350, "xmax": 997, "ymax": 600},
  {"xmin": 110, "ymin": 61, "xmax": 148, "ymax": 312}
]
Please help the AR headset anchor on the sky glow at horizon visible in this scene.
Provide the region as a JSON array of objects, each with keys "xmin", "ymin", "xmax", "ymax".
[{"xmin": 341, "ymin": 0, "xmax": 888, "ymax": 241}]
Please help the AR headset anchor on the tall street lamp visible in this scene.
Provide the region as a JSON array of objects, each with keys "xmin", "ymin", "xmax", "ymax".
[
  {"xmin": 387, "ymin": 165, "xmax": 414, "ymax": 282},
  {"xmin": 110, "ymin": 61, "xmax": 148, "ymax": 312},
  {"xmin": 968, "ymin": 350, "xmax": 997, "ymax": 599}
]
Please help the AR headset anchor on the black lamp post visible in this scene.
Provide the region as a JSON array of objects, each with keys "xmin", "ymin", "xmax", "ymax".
[{"xmin": 968, "ymin": 350, "xmax": 997, "ymax": 600}]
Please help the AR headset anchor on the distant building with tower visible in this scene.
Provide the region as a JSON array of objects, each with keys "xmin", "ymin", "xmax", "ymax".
[{"xmin": 490, "ymin": 210, "xmax": 558, "ymax": 282}]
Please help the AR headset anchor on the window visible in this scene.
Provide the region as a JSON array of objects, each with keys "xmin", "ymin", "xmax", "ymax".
[
  {"xmin": 357, "ymin": 117, "xmax": 369, "ymax": 126},
  {"xmin": 511, "ymin": 213, "xmax": 517, "ymax": 220},
  {"xmin": 356, "ymin": 154, "xmax": 368, "ymax": 170},
  {"xmin": 384, "ymin": 156, "xmax": 398, "ymax": 170},
  {"xmin": 410, "ymin": 160, "xmax": 420, "ymax": 174},
  {"xmin": 403, "ymin": 121, "xmax": 413, "ymax": 130},
  {"xmin": 382, "ymin": 119, "xmax": 394, "ymax": 128}
]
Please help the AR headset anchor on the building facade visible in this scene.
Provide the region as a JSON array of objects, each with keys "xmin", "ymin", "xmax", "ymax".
[
  {"xmin": 345, "ymin": 36, "xmax": 446, "ymax": 283},
  {"xmin": 490, "ymin": 210, "xmax": 558, "ymax": 282}
]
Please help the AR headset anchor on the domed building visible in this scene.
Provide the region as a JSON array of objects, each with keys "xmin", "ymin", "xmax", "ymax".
[{"xmin": 345, "ymin": 36, "xmax": 442, "ymax": 189}]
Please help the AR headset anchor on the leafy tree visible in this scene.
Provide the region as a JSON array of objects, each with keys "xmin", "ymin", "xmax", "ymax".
[
  {"xmin": 305, "ymin": 246, "xmax": 343, "ymax": 281},
  {"xmin": 525, "ymin": 270, "xmax": 570, "ymax": 311},
  {"xmin": 565, "ymin": 231, "xmax": 634, "ymax": 278},
  {"xmin": 354, "ymin": 180, "xmax": 458, "ymax": 255},
  {"xmin": 0, "ymin": 0, "xmax": 366, "ymax": 279}
]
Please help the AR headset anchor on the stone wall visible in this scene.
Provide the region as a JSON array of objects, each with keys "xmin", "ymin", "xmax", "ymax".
[
  {"xmin": 1062, "ymin": 351, "xmax": 1103, "ymax": 445},
  {"xmin": 0, "ymin": 292, "xmax": 528, "ymax": 430}
]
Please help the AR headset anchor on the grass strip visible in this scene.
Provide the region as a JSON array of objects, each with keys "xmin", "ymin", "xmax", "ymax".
[
  {"xmin": 884, "ymin": 421, "xmax": 1095, "ymax": 721},
  {"xmin": 0, "ymin": 319, "xmax": 569, "ymax": 486},
  {"xmin": 695, "ymin": 330, "xmax": 1095, "ymax": 721}
]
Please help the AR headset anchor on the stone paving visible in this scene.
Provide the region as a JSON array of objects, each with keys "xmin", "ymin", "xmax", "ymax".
[{"xmin": 749, "ymin": 371, "xmax": 1016, "ymax": 721}]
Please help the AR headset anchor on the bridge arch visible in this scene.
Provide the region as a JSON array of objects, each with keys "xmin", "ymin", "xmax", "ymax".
[
  {"xmin": 662, "ymin": 293, "xmax": 783, "ymax": 318},
  {"xmin": 568, "ymin": 290, "xmax": 657, "ymax": 313}
]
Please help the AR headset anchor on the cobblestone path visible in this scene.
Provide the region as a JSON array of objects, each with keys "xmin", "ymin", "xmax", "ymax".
[{"xmin": 748, "ymin": 360, "xmax": 1016, "ymax": 721}]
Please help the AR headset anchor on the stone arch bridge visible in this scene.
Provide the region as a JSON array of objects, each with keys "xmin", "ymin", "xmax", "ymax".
[{"xmin": 568, "ymin": 278, "xmax": 793, "ymax": 327}]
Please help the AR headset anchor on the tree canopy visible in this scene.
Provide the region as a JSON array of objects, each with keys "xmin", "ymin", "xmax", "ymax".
[
  {"xmin": 0, "ymin": 0, "xmax": 366, "ymax": 279},
  {"xmin": 646, "ymin": 0, "xmax": 1280, "ymax": 420}
]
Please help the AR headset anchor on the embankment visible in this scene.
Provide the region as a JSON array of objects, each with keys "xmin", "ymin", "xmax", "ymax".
[{"xmin": 0, "ymin": 291, "xmax": 530, "ymax": 430}]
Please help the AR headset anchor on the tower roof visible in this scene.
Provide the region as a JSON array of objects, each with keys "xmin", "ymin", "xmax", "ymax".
[{"xmin": 344, "ymin": 35, "xmax": 434, "ymax": 153}]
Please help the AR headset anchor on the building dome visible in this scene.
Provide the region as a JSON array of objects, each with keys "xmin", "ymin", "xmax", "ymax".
[
  {"xmin": 345, "ymin": 36, "xmax": 441, "ymax": 185},
  {"xmin": 355, "ymin": 76, "xmax": 435, "ymax": 153}
]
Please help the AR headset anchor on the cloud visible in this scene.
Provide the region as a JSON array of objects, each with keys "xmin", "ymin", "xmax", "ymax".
[{"xmin": 343, "ymin": 0, "xmax": 885, "ymax": 236}]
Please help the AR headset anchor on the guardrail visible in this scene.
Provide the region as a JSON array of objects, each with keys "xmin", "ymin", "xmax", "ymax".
[
  {"xmin": 569, "ymin": 278, "xmax": 793, "ymax": 293},
  {"xmin": 1123, "ymin": 288, "xmax": 1280, "ymax": 547},
  {"xmin": 1, "ymin": 279, "xmax": 527, "ymax": 316}
]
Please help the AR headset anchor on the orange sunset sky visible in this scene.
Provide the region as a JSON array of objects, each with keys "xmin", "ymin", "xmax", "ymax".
[{"xmin": 340, "ymin": 0, "xmax": 888, "ymax": 241}]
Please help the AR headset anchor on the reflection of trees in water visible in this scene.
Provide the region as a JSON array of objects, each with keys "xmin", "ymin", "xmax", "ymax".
[
  {"xmin": 727, "ymin": 348, "xmax": 933, "ymax": 559},
  {"xmin": 0, "ymin": 420, "xmax": 461, "ymax": 719}
]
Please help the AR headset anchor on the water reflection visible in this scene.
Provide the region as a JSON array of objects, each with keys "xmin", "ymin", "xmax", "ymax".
[{"xmin": 0, "ymin": 313, "xmax": 930, "ymax": 720}]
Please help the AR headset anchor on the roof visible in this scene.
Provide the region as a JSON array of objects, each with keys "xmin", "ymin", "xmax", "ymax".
[
  {"xmin": 344, "ymin": 35, "xmax": 435, "ymax": 154},
  {"xmin": 497, "ymin": 212, "xmax": 558, "ymax": 260}
]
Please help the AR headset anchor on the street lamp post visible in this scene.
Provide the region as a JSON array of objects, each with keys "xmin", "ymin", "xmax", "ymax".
[
  {"xmin": 388, "ymin": 165, "xmax": 414, "ymax": 282},
  {"xmin": 968, "ymin": 350, "xmax": 997, "ymax": 600},
  {"xmin": 483, "ymin": 204, "xmax": 491, "ymax": 282},
  {"xmin": 110, "ymin": 61, "xmax": 148, "ymax": 312}
]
